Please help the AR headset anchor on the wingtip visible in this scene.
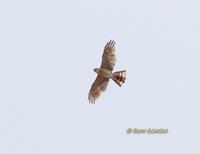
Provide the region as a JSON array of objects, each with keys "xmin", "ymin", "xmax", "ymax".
[
  {"xmin": 105, "ymin": 40, "xmax": 116, "ymax": 48},
  {"xmin": 88, "ymin": 93, "xmax": 96, "ymax": 104}
]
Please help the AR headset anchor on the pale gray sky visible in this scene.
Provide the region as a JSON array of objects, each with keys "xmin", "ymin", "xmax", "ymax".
[{"xmin": 0, "ymin": 0, "xmax": 200, "ymax": 153}]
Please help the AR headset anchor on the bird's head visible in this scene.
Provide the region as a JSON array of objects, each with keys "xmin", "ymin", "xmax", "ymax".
[{"xmin": 93, "ymin": 68, "xmax": 99, "ymax": 73}]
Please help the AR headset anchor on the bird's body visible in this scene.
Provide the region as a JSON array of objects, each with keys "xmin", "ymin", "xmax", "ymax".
[
  {"xmin": 88, "ymin": 40, "xmax": 126, "ymax": 104},
  {"xmin": 94, "ymin": 68, "xmax": 114, "ymax": 79}
]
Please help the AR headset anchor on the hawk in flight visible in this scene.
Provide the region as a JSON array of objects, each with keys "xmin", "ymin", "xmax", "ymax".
[{"xmin": 88, "ymin": 40, "xmax": 126, "ymax": 104}]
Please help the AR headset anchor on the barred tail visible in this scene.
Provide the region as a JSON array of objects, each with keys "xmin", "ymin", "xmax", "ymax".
[{"xmin": 112, "ymin": 70, "xmax": 126, "ymax": 87}]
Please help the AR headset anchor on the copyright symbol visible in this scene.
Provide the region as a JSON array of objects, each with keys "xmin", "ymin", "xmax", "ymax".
[{"xmin": 127, "ymin": 128, "xmax": 132, "ymax": 134}]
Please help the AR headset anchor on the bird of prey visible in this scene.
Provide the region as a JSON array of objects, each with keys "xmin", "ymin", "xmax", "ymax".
[{"xmin": 88, "ymin": 40, "xmax": 126, "ymax": 104}]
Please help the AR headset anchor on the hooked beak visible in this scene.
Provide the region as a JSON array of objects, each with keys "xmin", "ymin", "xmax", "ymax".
[{"xmin": 93, "ymin": 68, "xmax": 98, "ymax": 73}]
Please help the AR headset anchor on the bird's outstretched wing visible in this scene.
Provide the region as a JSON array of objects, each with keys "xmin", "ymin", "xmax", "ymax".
[
  {"xmin": 88, "ymin": 76, "xmax": 109, "ymax": 103},
  {"xmin": 100, "ymin": 40, "xmax": 116, "ymax": 71}
]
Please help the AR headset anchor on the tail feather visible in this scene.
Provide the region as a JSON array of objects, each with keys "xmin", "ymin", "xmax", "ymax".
[{"xmin": 112, "ymin": 70, "xmax": 126, "ymax": 87}]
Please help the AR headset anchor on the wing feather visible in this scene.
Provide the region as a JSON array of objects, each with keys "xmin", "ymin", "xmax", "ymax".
[
  {"xmin": 100, "ymin": 40, "xmax": 116, "ymax": 71},
  {"xmin": 88, "ymin": 76, "xmax": 109, "ymax": 103}
]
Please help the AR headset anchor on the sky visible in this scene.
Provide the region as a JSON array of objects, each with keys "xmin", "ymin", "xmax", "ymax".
[{"xmin": 0, "ymin": 0, "xmax": 200, "ymax": 153}]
